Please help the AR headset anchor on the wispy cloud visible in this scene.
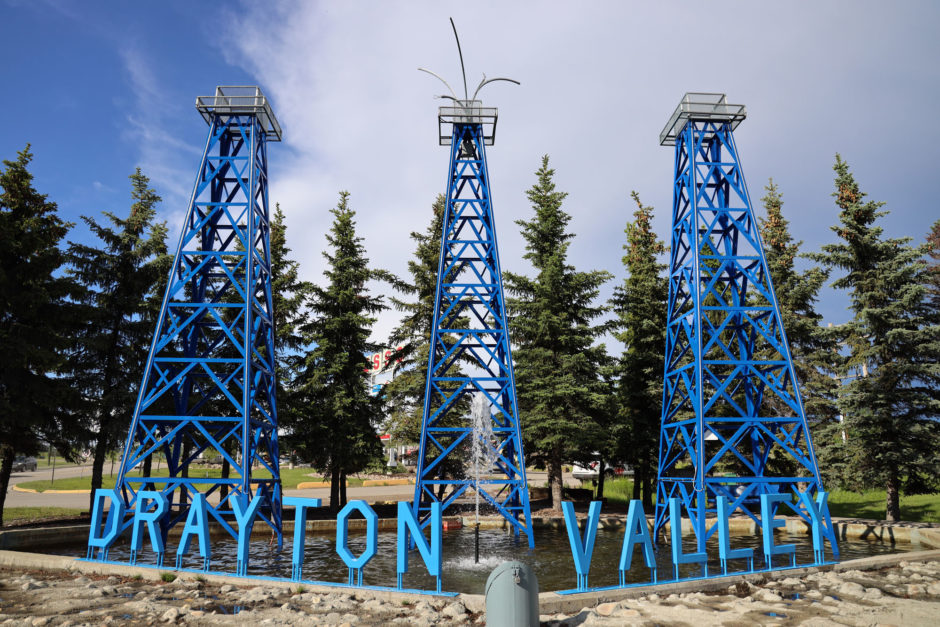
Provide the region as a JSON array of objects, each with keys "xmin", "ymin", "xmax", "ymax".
[
  {"xmin": 118, "ymin": 47, "xmax": 203, "ymax": 239},
  {"xmin": 219, "ymin": 0, "xmax": 940, "ymax": 340}
]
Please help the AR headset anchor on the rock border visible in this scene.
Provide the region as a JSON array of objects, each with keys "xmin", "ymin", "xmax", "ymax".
[{"xmin": 2, "ymin": 547, "xmax": 940, "ymax": 614}]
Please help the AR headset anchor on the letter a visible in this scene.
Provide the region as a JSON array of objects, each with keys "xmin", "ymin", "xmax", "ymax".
[{"xmin": 619, "ymin": 500, "xmax": 656, "ymax": 584}]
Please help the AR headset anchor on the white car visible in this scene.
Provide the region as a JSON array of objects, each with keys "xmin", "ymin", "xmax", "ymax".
[{"xmin": 571, "ymin": 460, "xmax": 632, "ymax": 482}]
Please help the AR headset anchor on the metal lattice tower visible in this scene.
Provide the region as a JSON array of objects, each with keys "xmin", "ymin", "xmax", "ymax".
[
  {"xmin": 115, "ymin": 86, "xmax": 283, "ymax": 547},
  {"xmin": 411, "ymin": 93, "xmax": 534, "ymax": 546},
  {"xmin": 653, "ymin": 93, "xmax": 837, "ymax": 555}
]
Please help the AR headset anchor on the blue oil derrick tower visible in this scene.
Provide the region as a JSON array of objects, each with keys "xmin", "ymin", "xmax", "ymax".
[
  {"xmin": 413, "ymin": 25, "xmax": 535, "ymax": 547},
  {"xmin": 654, "ymin": 93, "xmax": 838, "ymax": 561},
  {"xmin": 114, "ymin": 86, "xmax": 284, "ymax": 554}
]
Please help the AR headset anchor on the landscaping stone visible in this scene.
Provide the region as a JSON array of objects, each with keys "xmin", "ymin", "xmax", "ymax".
[
  {"xmin": 2, "ymin": 555, "xmax": 940, "ymax": 625},
  {"xmin": 753, "ymin": 588, "xmax": 783, "ymax": 603},
  {"xmin": 837, "ymin": 581, "xmax": 866, "ymax": 597},
  {"xmin": 594, "ymin": 601, "xmax": 617, "ymax": 616}
]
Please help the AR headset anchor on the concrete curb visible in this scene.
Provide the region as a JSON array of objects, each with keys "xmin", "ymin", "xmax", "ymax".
[
  {"xmin": 361, "ymin": 479, "xmax": 414, "ymax": 487},
  {"xmin": 11, "ymin": 485, "xmax": 91, "ymax": 494}
]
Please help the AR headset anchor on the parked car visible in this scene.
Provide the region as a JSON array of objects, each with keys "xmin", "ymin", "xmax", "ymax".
[
  {"xmin": 571, "ymin": 460, "xmax": 632, "ymax": 482},
  {"xmin": 12, "ymin": 455, "xmax": 38, "ymax": 472}
]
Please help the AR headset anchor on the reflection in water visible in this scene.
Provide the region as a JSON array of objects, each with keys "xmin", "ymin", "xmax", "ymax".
[{"xmin": 64, "ymin": 526, "xmax": 919, "ymax": 594}]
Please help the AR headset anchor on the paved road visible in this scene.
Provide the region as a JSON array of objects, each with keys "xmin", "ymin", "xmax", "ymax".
[
  {"xmin": 5, "ymin": 463, "xmax": 97, "ymax": 509},
  {"xmin": 5, "ymin": 465, "xmax": 585, "ymax": 511},
  {"xmin": 7, "ymin": 463, "xmax": 92, "ymax": 487}
]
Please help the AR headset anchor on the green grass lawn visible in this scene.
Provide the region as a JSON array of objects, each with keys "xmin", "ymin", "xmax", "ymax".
[
  {"xmin": 2, "ymin": 507, "xmax": 84, "ymax": 524},
  {"xmin": 599, "ymin": 478, "xmax": 939, "ymax": 523},
  {"xmin": 600, "ymin": 477, "xmax": 636, "ymax": 505},
  {"xmin": 827, "ymin": 488, "xmax": 940, "ymax": 522},
  {"xmin": 17, "ymin": 465, "xmax": 365, "ymax": 492}
]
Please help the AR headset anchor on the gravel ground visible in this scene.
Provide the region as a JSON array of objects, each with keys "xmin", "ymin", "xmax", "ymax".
[{"xmin": 0, "ymin": 558, "xmax": 938, "ymax": 626}]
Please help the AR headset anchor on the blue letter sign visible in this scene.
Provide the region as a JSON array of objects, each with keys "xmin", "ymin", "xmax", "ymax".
[
  {"xmin": 798, "ymin": 490, "xmax": 830, "ymax": 564},
  {"xmin": 175, "ymin": 493, "xmax": 211, "ymax": 571},
  {"xmin": 619, "ymin": 500, "xmax": 656, "ymax": 585},
  {"xmin": 760, "ymin": 493, "xmax": 796, "ymax": 568},
  {"xmin": 716, "ymin": 496, "xmax": 754, "ymax": 574},
  {"xmin": 87, "ymin": 489, "xmax": 125, "ymax": 560},
  {"xmin": 130, "ymin": 491, "xmax": 168, "ymax": 566},
  {"xmin": 396, "ymin": 501, "xmax": 442, "ymax": 592},
  {"xmin": 563, "ymin": 501, "xmax": 602, "ymax": 591},
  {"xmin": 336, "ymin": 501, "xmax": 378, "ymax": 585},
  {"xmin": 232, "ymin": 494, "xmax": 264, "ymax": 576},
  {"xmin": 669, "ymin": 498, "xmax": 706, "ymax": 579},
  {"xmin": 284, "ymin": 496, "xmax": 321, "ymax": 580}
]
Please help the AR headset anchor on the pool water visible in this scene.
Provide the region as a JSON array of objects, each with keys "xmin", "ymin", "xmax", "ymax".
[{"xmin": 58, "ymin": 525, "xmax": 923, "ymax": 594}]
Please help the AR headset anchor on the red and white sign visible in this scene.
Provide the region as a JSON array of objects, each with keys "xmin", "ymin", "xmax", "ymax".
[{"xmin": 365, "ymin": 346, "xmax": 403, "ymax": 374}]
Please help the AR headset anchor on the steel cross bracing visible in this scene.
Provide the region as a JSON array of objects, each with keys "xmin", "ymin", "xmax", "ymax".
[
  {"xmin": 653, "ymin": 105, "xmax": 838, "ymax": 557},
  {"xmin": 412, "ymin": 121, "xmax": 535, "ymax": 548},
  {"xmin": 115, "ymin": 91, "xmax": 282, "ymax": 549}
]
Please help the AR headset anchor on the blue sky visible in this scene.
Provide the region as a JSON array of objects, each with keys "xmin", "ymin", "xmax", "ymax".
[{"xmin": 2, "ymin": 0, "xmax": 939, "ymax": 346}]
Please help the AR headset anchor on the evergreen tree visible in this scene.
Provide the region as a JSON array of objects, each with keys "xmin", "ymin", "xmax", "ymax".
[
  {"xmin": 758, "ymin": 180, "xmax": 840, "ymax": 474},
  {"xmin": 384, "ymin": 195, "xmax": 446, "ymax": 444},
  {"xmin": 610, "ymin": 192, "xmax": 666, "ymax": 509},
  {"xmin": 0, "ymin": 147, "xmax": 78, "ymax": 525},
  {"xmin": 927, "ymin": 219, "xmax": 940, "ymax": 310},
  {"xmin": 505, "ymin": 155, "xmax": 612, "ymax": 511},
  {"xmin": 813, "ymin": 155, "xmax": 940, "ymax": 521},
  {"xmin": 289, "ymin": 192, "xmax": 385, "ymax": 511},
  {"xmin": 383, "ymin": 195, "xmax": 467, "ymax": 488},
  {"xmin": 64, "ymin": 168, "xmax": 169, "ymax": 512},
  {"xmin": 269, "ymin": 203, "xmax": 313, "ymax": 459}
]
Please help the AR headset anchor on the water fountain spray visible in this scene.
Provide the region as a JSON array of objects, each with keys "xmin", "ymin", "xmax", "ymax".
[{"xmin": 469, "ymin": 393, "xmax": 498, "ymax": 563}]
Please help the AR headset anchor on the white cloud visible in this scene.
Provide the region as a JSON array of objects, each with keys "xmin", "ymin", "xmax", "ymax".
[
  {"xmin": 119, "ymin": 47, "xmax": 203, "ymax": 237},
  {"xmin": 218, "ymin": 0, "xmax": 940, "ymax": 343}
]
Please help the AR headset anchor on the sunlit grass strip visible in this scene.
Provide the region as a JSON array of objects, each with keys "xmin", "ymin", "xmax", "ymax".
[
  {"xmin": 16, "ymin": 467, "xmax": 368, "ymax": 493},
  {"xmin": 590, "ymin": 479, "xmax": 938, "ymax": 523},
  {"xmin": 3, "ymin": 507, "xmax": 83, "ymax": 523}
]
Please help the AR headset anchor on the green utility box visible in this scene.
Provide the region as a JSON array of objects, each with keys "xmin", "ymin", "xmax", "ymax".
[{"xmin": 484, "ymin": 561, "xmax": 539, "ymax": 627}]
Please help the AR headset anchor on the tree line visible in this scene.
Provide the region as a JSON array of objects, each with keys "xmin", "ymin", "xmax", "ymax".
[{"xmin": 1, "ymin": 146, "xmax": 937, "ymax": 526}]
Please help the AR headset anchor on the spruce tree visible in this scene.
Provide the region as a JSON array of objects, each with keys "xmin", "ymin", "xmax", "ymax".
[
  {"xmin": 504, "ymin": 155, "xmax": 612, "ymax": 511},
  {"xmin": 289, "ymin": 192, "xmax": 385, "ymax": 511},
  {"xmin": 64, "ymin": 168, "xmax": 169, "ymax": 512},
  {"xmin": 269, "ymin": 203, "xmax": 313, "ymax": 460},
  {"xmin": 927, "ymin": 219, "xmax": 940, "ymax": 310},
  {"xmin": 758, "ymin": 180, "xmax": 840, "ymax": 475},
  {"xmin": 0, "ymin": 147, "xmax": 78, "ymax": 525},
  {"xmin": 610, "ymin": 192, "xmax": 667, "ymax": 509},
  {"xmin": 384, "ymin": 195, "xmax": 446, "ymax": 444},
  {"xmin": 384, "ymin": 195, "xmax": 467, "ymax": 489},
  {"xmin": 813, "ymin": 155, "xmax": 940, "ymax": 521}
]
